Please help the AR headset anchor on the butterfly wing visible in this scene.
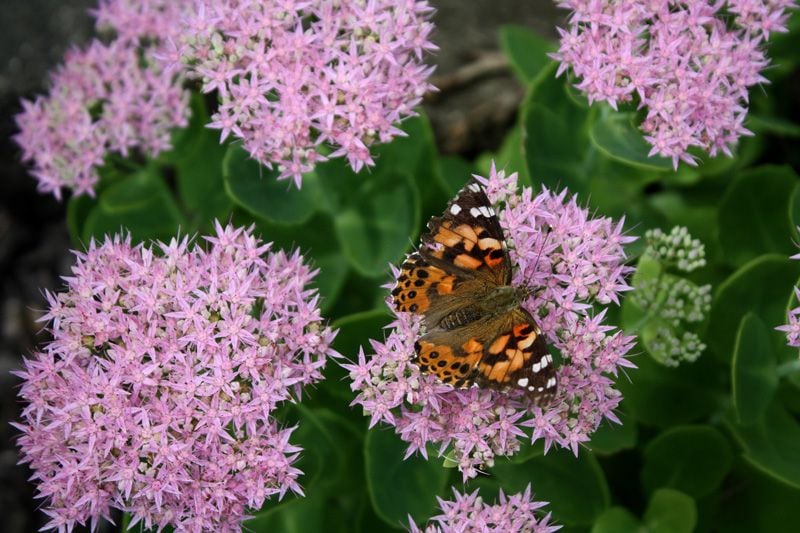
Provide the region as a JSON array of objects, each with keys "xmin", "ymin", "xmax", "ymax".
[
  {"xmin": 414, "ymin": 308, "xmax": 556, "ymax": 404},
  {"xmin": 474, "ymin": 308, "xmax": 557, "ymax": 405},
  {"xmin": 421, "ymin": 180, "xmax": 511, "ymax": 286}
]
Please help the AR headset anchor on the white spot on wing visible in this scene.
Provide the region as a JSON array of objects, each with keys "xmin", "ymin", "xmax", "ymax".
[
  {"xmin": 468, "ymin": 183, "xmax": 480, "ymax": 192},
  {"xmin": 470, "ymin": 207, "xmax": 481, "ymax": 217},
  {"xmin": 517, "ymin": 377, "xmax": 529, "ymax": 387},
  {"xmin": 450, "ymin": 203, "xmax": 462, "ymax": 215},
  {"xmin": 546, "ymin": 377, "xmax": 556, "ymax": 389}
]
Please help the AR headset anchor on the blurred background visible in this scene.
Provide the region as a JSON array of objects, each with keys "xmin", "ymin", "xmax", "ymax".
[{"xmin": 0, "ymin": 1, "xmax": 563, "ymax": 530}]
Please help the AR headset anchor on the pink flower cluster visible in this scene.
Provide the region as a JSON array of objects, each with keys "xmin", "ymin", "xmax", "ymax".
[
  {"xmin": 13, "ymin": 0, "xmax": 191, "ymax": 199},
  {"xmin": 409, "ymin": 485, "xmax": 560, "ymax": 533},
  {"xmin": 777, "ymin": 287, "xmax": 800, "ymax": 347},
  {"xmin": 177, "ymin": 0, "xmax": 436, "ymax": 187},
  {"xmin": 553, "ymin": 0, "xmax": 796, "ymax": 168},
  {"xmin": 778, "ymin": 239, "xmax": 800, "ymax": 347},
  {"xmin": 346, "ymin": 164, "xmax": 636, "ymax": 480},
  {"xmin": 12, "ymin": 223, "xmax": 337, "ymax": 532}
]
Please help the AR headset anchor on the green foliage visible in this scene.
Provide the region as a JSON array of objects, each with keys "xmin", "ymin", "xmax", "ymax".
[
  {"xmin": 732, "ymin": 314, "xmax": 779, "ymax": 424},
  {"xmin": 365, "ymin": 429, "xmax": 449, "ymax": 528},
  {"xmin": 641, "ymin": 425, "xmax": 732, "ymax": 499},
  {"xmin": 492, "ymin": 449, "xmax": 610, "ymax": 526},
  {"xmin": 56, "ymin": 21, "xmax": 800, "ymax": 533}
]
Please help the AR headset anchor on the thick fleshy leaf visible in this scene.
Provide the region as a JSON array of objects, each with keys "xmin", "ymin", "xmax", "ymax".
[
  {"xmin": 589, "ymin": 111, "xmax": 672, "ymax": 171},
  {"xmin": 247, "ymin": 407, "xmax": 361, "ymax": 532},
  {"xmin": 83, "ymin": 170, "xmax": 185, "ymax": 244},
  {"xmin": 332, "ymin": 171, "xmax": 420, "ymax": 278},
  {"xmin": 66, "ymin": 194, "xmax": 97, "ymax": 246},
  {"xmin": 492, "ymin": 448, "xmax": 610, "ymax": 526},
  {"xmin": 727, "ymin": 400, "xmax": 800, "ymax": 489},
  {"xmin": 717, "ymin": 166, "xmax": 800, "ymax": 267},
  {"xmin": 365, "ymin": 428, "xmax": 449, "ymax": 527},
  {"xmin": 437, "ymin": 155, "xmax": 475, "ymax": 196},
  {"xmin": 522, "ymin": 62, "xmax": 593, "ymax": 193},
  {"xmin": 617, "ymin": 354, "xmax": 725, "ymax": 427},
  {"xmin": 587, "ymin": 411, "xmax": 637, "ymax": 456},
  {"xmin": 332, "ymin": 309, "xmax": 392, "ymax": 361},
  {"xmin": 223, "ymin": 145, "xmax": 320, "ymax": 225},
  {"xmin": 372, "ymin": 114, "xmax": 449, "ymax": 218},
  {"xmin": 715, "ymin": 462, "xmax": 800, "ymax": 532},
  {"xmin": 708, "ymin": 254, "xmax": 800, "ymax": 363},
  {"xmin": 641, "ymin": 425, "xmax": 732, "ymax": 499},
  {"xmin": 499, "ymin": 25, "xmax": 555, "ymax": 83},
  {"xmin": 643, "ymin": 489, "xmax": 696, "ymax": 533},
  {"xmin": 591, "ymin": 507, "xmax": 640, "ymax": 533},
  {"xmin": 732, "ymin": 313, "xmax": 779, "ymax": 424},
  {"xmin": 172, "ymin": 94, "xmax": 232, "ymax": 229},
  {"xmin": 250, "ymin": 213, "xmax": 349, "ymax": 312},
  {"xmin": 476, "ymin": 124, "xmax": 532, "ymax": 187}
]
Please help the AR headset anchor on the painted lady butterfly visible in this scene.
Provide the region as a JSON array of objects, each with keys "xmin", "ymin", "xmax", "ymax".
[{"xmin": 391, "ymin": 179, "xmax": 557, "ymax": 405}]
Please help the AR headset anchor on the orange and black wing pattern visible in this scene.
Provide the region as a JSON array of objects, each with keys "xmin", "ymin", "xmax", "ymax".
[
  {"xmin": 474, "ymin": 309, "xmax": 556, "ymax": 405},
  {"xmin": 420, "ymin": 180, "xmax": 511, "ymax": 285}
]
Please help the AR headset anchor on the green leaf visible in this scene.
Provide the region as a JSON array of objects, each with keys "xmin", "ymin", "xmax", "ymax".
[
  {"xmin": 591, "ymin": 507, "xmax": 640, "ymax": 533},
  {"xmin": 522, "ymin": 62, "xmax": 593, "ymax": 193},
  {"xmin": 372, "ymin": 113, "xmax": 448, "ymax": 218},
  {"xmin": 707, "ymin": 254, "xmax": 800, "ymax": 363},
  {"xmin": 621, "ymin": 254, "xmax": 662, "ymax": 332},
  {"xmin": 499, "ymin": 25, "xmax": 556, "ymax": 83},
  {"xmin": 589, "ymin": 111, "xmax": 672, "ymax": 171},
  {"xmin": 437, "ymin": 155, "xmax": 475, "ymax": 196},
  {"xmin": 714, "ymin": 461, "xmax": 800, "ymax": 532},
  {"xmin": 332, "ymin": 171, "xmax": 420, "ymax": 278},
  {"xmin": 727, "ymin": 400, "xmax": 800, "ymax": 489},
  {"xmin": 66, "ymin": 194, "xmax": 97, "ymax": 246},
  {"xmin": 248, "ymin": 212, "xmax": 349, "ymax": 312},
  {"xmin": 172, "ymin": 94, "xmax": 232, "ymax": 229},
  {"xmin": 641, "ymin": 425, "xmax": 733, "ymax": 499},
  {"xmin": 732, "ymin": 314, "xmax": 779, "ymax": 424},
  {"xmin": 618, "ymin": 354, "xmax": 724, "ymax": 427},
  {"xmin": 83, "ymin": 171, "xmax": 185, "ymax": 244},
  {"xmin": 748, "ymin": 114, "xmax": 800, "ymax": 138},
  {"xmin": 332, "ymin": 309, "xmax": 391, "ymax": 360},
  {"xmin": 587, "ymin": 411, "xmax": 637, "ymax": 456},
  {"xmin": 247, "ymin": 495, "xmax": 331, "ymax": 533},
  {"xmin": 223, "ymin": 145, "xmax": 320, "ymax": 225},
  {"xmin": 717, "ymin": 166, "xmax": 800, "ymax": 268},
  {"xmin": 365, "ymin": 428, "xmax": 449, "ymax": 527},
  {"xmin": 492, "ymin": 448, "xmax": 610, "ymax": 526},
  {"xmin": 247, "ymin": 408, "xmax": 361, "ymax": 533},
  {"xmin": 643, "ymin": 489, "xmax": 697, "ymax": 533},
  {"xmin": 476, "ymin": 124, "xmax": 531, "ymax": 187}
]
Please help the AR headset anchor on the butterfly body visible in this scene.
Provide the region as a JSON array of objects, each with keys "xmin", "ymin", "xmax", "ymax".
[{"xmin": 391, "ymin": 180, "xmax": 557, "ymax": 404}]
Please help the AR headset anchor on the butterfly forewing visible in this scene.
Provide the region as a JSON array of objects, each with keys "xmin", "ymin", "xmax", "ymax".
[{"xmin": 421, "ymin": 181, "xmax": 511, "ymax": 285}]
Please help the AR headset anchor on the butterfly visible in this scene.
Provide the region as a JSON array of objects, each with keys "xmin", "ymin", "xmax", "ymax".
[{"xmin": 391, "ymin": 179, "xmax": 557, "ymax": 405}]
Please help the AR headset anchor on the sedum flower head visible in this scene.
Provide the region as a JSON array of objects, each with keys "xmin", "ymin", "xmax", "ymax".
[
  {"xmin": 644, "ymin": 226, "xmax": 706, "ymax": 273},
  {"xmin": 13, "ymin": 0, "xmax": 192, "ymax": 199},
  {"xmin": 346, "ymin": 163, "xmax": 637, "ymax": 480},
  {"xmin": 778, "ymin": 288, "xmax": 800, "ymax": 348},
  {"xmin": 778, "ymin": 229, "xmax": 800, "ymax": 348},
  {"xmin": 553, "ymin": 0, "xmax": 796, "ymax": 168},
  {"xmin": 176, "ymin": 0, "xmax": 437, "ymax": 187},
  {"xmin": 12, "ymin": 222, "xmax": 337, "ymax": 533},
  {"xmin": 632, "ymin": 226, "xmax": 711, "ymax": 366},
  {"xmin": 409, "ymin": 485, "xmax": 560, "ymax": 533}
]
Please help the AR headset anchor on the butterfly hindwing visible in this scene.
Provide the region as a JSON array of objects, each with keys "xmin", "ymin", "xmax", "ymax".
[{"xmin": 475, "ymin": 309, "xmax": 556, "ymax": 404}]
